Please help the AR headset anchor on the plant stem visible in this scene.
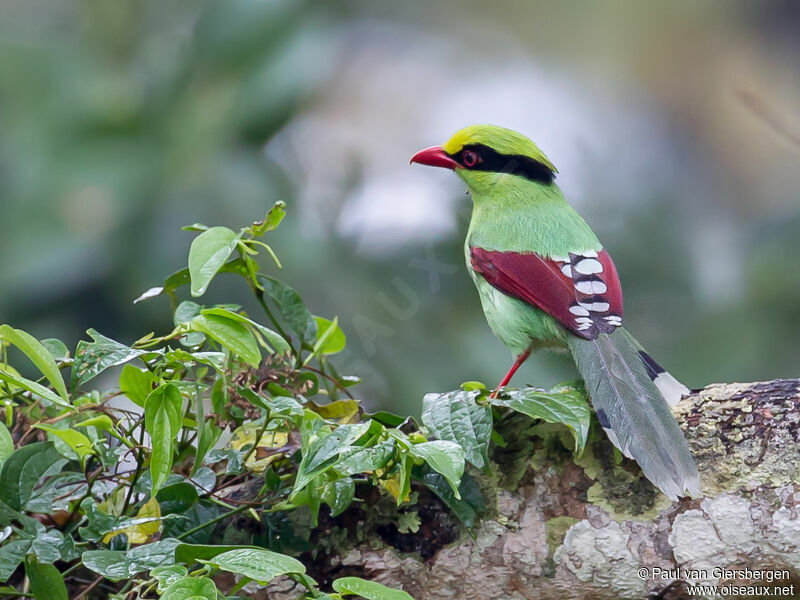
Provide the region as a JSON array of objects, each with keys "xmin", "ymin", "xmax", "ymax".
[{"xmin": 177, "ymin": 503, "xmax": 251, "ymax": 540}]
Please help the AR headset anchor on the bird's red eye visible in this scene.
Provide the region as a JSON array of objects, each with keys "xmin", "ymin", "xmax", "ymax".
[{"xmin": 462, "ymin": 150, "xmax": 479, "ymax": 167}]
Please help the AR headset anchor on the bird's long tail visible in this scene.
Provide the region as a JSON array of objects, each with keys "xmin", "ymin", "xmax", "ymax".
[{"xmin": 567, "ymin": 327, "xmax": 701, "ymax": 500}]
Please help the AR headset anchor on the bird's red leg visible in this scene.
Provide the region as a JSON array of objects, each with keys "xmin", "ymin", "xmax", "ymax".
[{"xmin": 490, "ymin": 348, "xmax": 532, "ymax": 399}]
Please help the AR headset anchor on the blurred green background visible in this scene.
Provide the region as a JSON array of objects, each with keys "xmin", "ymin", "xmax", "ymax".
[{"xmin": 2, "ymin": 0, "xmax": 800, "ymax": 414}]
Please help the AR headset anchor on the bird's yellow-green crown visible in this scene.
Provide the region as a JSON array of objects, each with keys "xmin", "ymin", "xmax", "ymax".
[{"xmin": 442, "ymin": 124, "xmax": 557, "ymax": 173}]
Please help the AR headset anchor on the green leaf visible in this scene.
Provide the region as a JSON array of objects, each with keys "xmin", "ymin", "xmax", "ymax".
[
  {"xmin": 150, "ymin": 565, "xmax": 188, "ymax": 593},
  {"xmin": 157, "ymin": 482, "xmax": 199, "ymax": 514},
  {"xmin": 263, "ymin": 395, "xmax": 304, "ymax": 420},
  {"xmin": 190, "ymin": 314, "xmax": 261, "ymax": 367},
  {"xmin": 333, "ymin": 577, "xmax": 415, "ymax": 600},
  {"xmin": 0, "ymin": 369, "xmax": 71, "ymax": 409},
  {"xmin": 364, "ymin": 411, "xmax": 407, "ymax": 428},
  {"xmin": 307, "ymin": 398, "xmax": 360, "ymax": 422},
  {"xmin": 164, "ymin": 349, "xmax": 227, "ymax": 372},
  {"xmin": 0, "ymin": 326, "xmax": 69, "ymax": 406},
  {"xmin": 0, "ymin": 423, "xmax": 13, "ymax": 467},
  {"xmin": 24, "ymin": 555, "xmax": 68, "ymax": 600},
  {"xmin": 71, "ymin": 329, "xmax": 151, "ymax": 389},
  {"xmin": 149, "ymin": 406, "xmax": 173, "ymax": 494},
  {"xmin": 144, "ymin": 384, "xmax": 183, "ymax": 438},
  {"xmin": 492, "ymin": 384, "xmax": 592, "ymax": 454},
  {"xmin": 0, "ymin": 442, "xmax": 63, "ymax": 511},
  {"xmin": 161, "ymin": 576, "xmax": 217, "ymax": 600},
  {"xmin": 409, "ymin": 441, "xmax": 464, "ymax": 499},
  {"xmin": 0, "ymin": 541, "xmax": 28, "ymax": 581},
  {"xmin": 174, "ymin": 301, "xmax": 206, "ymax": 346},
  {"xmin": 119, "ymin": 365, "xmax": 157, "ymax": 407},
  {"xmin": 201, "ymin": 307, "xmax": 290, "ymax": 354},
  {"xmin": 40, "ymin": 338, "xmax": 69, "ymax": 361},
  {"xmin": 293, "ymin": 423, "xmax": 369, "ymax": 494},
  {"xmin": 135, "ymin": 259, "xmax": 250, "ymax": 304},
  {"xmin": 252, "ymin": 201, "xmax": 287, "ymax": 236},
  {"xmin": 81, "ymin": 538, "xmax": 180, "ymax": 582},
  {"xmin": 74, "ymin": 414, "xmax": 116, "ymax": 435},
  {"xmin": 144, "ymin": 384, "xmax": 182, "ymax": 494},
  {"xmin": 258, "ymin": 276, "xmax": 317, "ymax": 343},
  {"xmin": 33, "ymin": 425, "xmax": 95, "ymax": 468},
  {"xmin": 420, "ymin": 468, "xmax": 484, "ymax": 528},
  {"xmin": 381, "ymin": 452, "xmax": 412, "ymax": 505},
  {"xmin": 193, "ymin": 390, "xmax": 220, "ymax": 477},
  {"xmin": 313, "ymin": 316, "xmax": 346, "ymax": 355},
  {"xmin": 335, "ymin": 439, "xmax": 396, "ymax": 476},
  {"xmin": 422, "ymin": 390, "xmax": 492, "ymax": 469},
  {"xmin": 174, "ymin": 544, "xmax": 259, "ymax": 566},
  {"xmin": 202, "ymin": 547, "xmax": 305, "ymax": 585},
  {"xmin": 321, "ymin": 477, "xmax": 355, "ymax": 517},
  {"xmin": 188, "ymin": 226, "xmax": 241, "ymax": 297}
]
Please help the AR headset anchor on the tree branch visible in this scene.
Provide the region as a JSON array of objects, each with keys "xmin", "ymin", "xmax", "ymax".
[{"xmin": 262, "ymin": 379, "xmax": 800, "ymax": 599}]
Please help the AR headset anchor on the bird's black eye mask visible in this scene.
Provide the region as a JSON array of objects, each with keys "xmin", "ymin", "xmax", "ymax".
[{"xmin": 448, "ymin": 144, "xmax": 555, "ymax": 184}]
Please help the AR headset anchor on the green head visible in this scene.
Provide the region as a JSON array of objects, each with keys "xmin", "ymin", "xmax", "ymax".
[{"xmin": 410, "ymin": 124, "xmax": 558, "ymax": 195}]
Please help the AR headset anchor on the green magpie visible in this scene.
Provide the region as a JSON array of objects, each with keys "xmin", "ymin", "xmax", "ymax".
[{"xmin": 411, "ymin": 124, "xmax": 700, "ymax": 501}]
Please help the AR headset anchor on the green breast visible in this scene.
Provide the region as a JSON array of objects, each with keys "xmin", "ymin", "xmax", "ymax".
[{"xmin": 463, "ymin": 176, "xmax": 601, "ymax": 354}]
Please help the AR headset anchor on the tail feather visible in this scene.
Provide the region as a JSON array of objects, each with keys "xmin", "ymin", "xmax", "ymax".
[
  {"xmin": 568, "ymin": 328, "xmax": 701, "ymax": 500},
  {"xmin": 636, "ymin": 348, "xmax": 690, "ymax": 407}
]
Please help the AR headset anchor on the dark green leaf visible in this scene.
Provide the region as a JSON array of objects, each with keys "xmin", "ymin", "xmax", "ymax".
[
  {"xmin": 364, "ymin": 411, "xmax": 407, "ymax": 428},
  {"xmin": 24, "ymin": 555, "xmax": 68, "ymax": 600},
  {"xmin": 419, "ymin": 467, "xmax": 484, "ymax": 528},
  {"xmin": 422, "ymin": 390, "xmax": 492, "ymax": 469},
  {"xmin": 0, "ymin": 443, "xmax": 63, "ymax": 511},
  {"xmin": 321, "ymin": 477, "xmax": 355, "ymax": 517},
  {"xmin": 188, "ymin": 226, "xmax": 241, "ymax": 297},
  {"xmin": 157, "ymin": 482, "xmax": 199, "ymax": 514},
  {"xmin": 258, "ymin": 275, "xmax": 317, "ymax": 343}
]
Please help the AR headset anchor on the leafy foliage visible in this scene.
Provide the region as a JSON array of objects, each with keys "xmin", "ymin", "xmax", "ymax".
[{"xmin": 0, "ymin": 207, "xmax": 592, "ymax": 599}]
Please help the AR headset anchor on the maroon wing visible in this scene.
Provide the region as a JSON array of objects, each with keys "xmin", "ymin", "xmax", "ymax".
[{"xmin": 470, "ymin": 247, "xmax": 624, "ymax": 340}]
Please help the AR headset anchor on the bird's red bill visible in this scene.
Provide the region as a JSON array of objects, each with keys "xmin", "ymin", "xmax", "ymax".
[{"xmin": 410, "ymin": 146, "xmax": 460, "ymax": 169}]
